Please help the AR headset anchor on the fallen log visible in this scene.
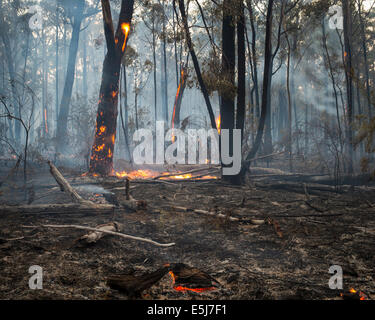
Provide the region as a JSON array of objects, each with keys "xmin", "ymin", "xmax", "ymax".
[
  {"xmin": 40, "ymin": 224, "xmax": 175, "ymax": 247},
  {"xmin": 107, "ymin": 267, "xmax": 170, "ymax": 297}
]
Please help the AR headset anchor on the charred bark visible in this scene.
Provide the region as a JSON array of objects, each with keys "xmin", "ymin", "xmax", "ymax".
[
  {"xmin": 89, "ymin": 0, "xmax": 135, "ymax": 176},
  {"xmin": 171, "ymin": 65, "xmax": 188, "ymax": 130},
  {"xmin": 220, "ymin": 0, "xmax": 236, "ymax": 184},
  {"xmin": 342, "ymin": 0, "xmax": 354, "ymax": 174}
]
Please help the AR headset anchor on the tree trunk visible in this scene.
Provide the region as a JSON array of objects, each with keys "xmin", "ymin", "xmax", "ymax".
[
  {"xmin": 56, "ymin": 0, "xmax": 85, "ymax": 152},
  {"xmin": 342, "ymin": 0, "xmax": 354, "ymax": 174},
  {"xmin": 246, "ymin": 0, "xmax": 260, "ymax": 119},
  {"xmin": 171, "ymin": 66, "xmax": 188, "ymax": 130},
  {"xmin": 240, "ymin": 0, "xmax": 274, "ymax": 177},
  {"xmin": 89, "ymin": 0, "xmax": 135, "ymax": 176},
  {"xmin": 55, "ymin": 4, "xmax": 59, "ymax": 129},
  {"xmin": 177, "ymin": 0, "xmax": 217, "ymax": 130},
  {"xmin": 358, "ymin": 1, "xmax": 372, "ymax": 118},
  {"xmin": 220, "ymin": 0, "xmax": 236, "ymax": 183}
]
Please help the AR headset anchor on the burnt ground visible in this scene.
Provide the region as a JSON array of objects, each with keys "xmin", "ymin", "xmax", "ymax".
[{"xmin": 0, "ymin": 161, "xmax": 374, "ymax": 300}]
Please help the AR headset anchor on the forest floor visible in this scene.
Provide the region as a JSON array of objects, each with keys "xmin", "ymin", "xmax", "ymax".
[{"xmin": 0, "ymin": 160, "xmax": 374, "ymax": 300}]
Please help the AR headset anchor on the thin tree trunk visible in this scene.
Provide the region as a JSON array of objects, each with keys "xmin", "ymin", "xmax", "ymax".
[
  {"xmin": 56, "ymin": 0, "xmax": 85, "ymax": 151},
  {"xmin": 55, "ymin": 4, "xmax": 59, "ymax": 129},
  {"xmin": 177, "ymin": 0, "xmax": 217, "ymax": 130},
  {"xmin": 245, "ymin": 0, "xmax": 260, "ymax": 119},
  {"xmin": 241, "ymin": 0, "xmax": 274, "ymax": 177},
  {"xmin": 342, "ymin": 0, "xmax": 354, "ymax": 174},
  {"xmin": 358, "ymin": 0, "xmax": 372, "ymax": 118}
]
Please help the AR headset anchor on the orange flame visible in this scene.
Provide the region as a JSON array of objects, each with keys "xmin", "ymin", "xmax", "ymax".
[
  {"xmin": 349, "ymin": 288, "xmax": 367, "ymax": 300},
  {"xmin": 95, "ymin": 144, "xmax": 105, "ymax": 152},
  {"xmin": 341, "ymin": 288, "xmax": 368, "ymax": 300},
  {"xmin": 115, "ymin": 169, "xmax": 218, "ymax": 181},
  {"xmin": 168, "ymin": 271, "xmax": 216, "ymax": 293},
  {"xmin": 121, "ymin": 23, "xmax": 130, "ymax": 52},
  {"xmin": 99, "ymin": 126, "xmax": 106, "ymax": 135},
  {"xmin": 171, "ymin": 69, "xmax": 186, "ymax": 143},
  {"xmin": 216, "ymin": 115, "xmax": 221, "ymax": 135}
]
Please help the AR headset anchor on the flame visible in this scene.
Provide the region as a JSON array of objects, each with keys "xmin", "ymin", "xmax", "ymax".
[
  {"xmin": 161, "ymin": 174, "xmax": 193, "ymax": 180},
  {"xmin": 115, "ymin": 169, "xmax": 218, "ymax": 181},
  {"xmin": 95, "ymin": 144, "xmax": 105, "ymax": 152},
  {"xmin": 108, "ymin": 148, "xmax": 112, "ymax": 158},
  {"xmin": 216, "ymin": 115, "xmax": 221, "ymax": 135},
  {"xmin": 121, "ymin": 23, "xmax": 130, "ymax": 52},
  {"xmin": 99, "ymin": 126, "xmax": 106, "ymax": 135},
  {"xmin": 349, "ymin": 288, "xmax": 367, "ymax": 300},
  {"xmin": 168, "ymin": 271, "xmax": 216, "ymax": 293},
  {"xmin": 171, "ymin": 68, "xmax": 186, "ymax": 143},
  {"xmin": 111, "ymin": 91, "xmax": 117, "ymax": 98},
  {"xmin": 341, "ymin": 288, "xmax": 368, "ymax": 300}
]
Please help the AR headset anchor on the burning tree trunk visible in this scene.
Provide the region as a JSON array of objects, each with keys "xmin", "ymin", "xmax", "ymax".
[
  {"xmin": 89, "ymin": 0, "xmax": 134, "ymax": 176},
  {"xmin": 171, "ymin": 65, "xmax": 188, "ymax": 131}
]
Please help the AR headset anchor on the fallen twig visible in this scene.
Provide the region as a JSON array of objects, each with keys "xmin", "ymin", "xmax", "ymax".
[
  {"xmin": 39, "ymin": 224, "xmax": 175, "ymax": 247},
  {"xmin": 153, "ymin": 166, "xmax": 220, "ymax": 180}
]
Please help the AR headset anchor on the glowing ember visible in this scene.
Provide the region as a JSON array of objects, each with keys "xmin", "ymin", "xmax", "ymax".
[
  {"xmin": 216, "ymin": 115, "xmax": 221, "ymax": 135},
  {"xmin": 168, "ymin": 271, "xmax": 216, "ymax": 293},
  {"xmin": 115, "ymin": 169, "xmax": 218, "ymax": 181},
  {"xmin": 341, "ymin": 288, "xmax": 368, "ymax": 300},
  {"xmin": 349, "ymin": 288, "xmax": 368, "ymax": 300},
  {"xmin": 95, "ymin": 144, "xmax": 105, "ymax": 152},
  {"xmin": 99, "ymin": 126, "xmax": 106, "ymax": 134},
  {"xmin": 121, "ymin": 23, "xmax": 130, "ymax": 52}
]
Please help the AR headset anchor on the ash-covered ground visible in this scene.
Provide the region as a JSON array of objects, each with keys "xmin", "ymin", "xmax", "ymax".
[{"xmin": 0, "ymin": 161, "xmax": 374, "ymax": 300}]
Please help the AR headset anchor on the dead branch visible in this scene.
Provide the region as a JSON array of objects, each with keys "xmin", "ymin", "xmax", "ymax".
[
  {"xmin": 48, "ymin": 161, "xmax": 94, "ymax": 205},
  {"xmin": 40, "ymin": 224, "xmax": 175, "ymax": 247},
  {"xmin": 153, "ymin": 167, "xmax": 220, "ymax": 180},
  {"xmin": 173, "ymin": 206, "xmax": 240, "ymax": 222},
  {"xmin": 77, "ymin": 222, "xmax": 120, "ymax": 244}
]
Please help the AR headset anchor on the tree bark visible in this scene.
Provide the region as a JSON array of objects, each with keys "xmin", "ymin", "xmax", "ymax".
[
  {"xmin": 220, "ymin": 0, "xmax": 236, "ymax": 183},
  {"xmin": 89, "ymin": 0, "xmax": 135, "ymax": 175},
  {"xmin": 342, "ymin": 0, "xmax": 354, "ymax": 174}
]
